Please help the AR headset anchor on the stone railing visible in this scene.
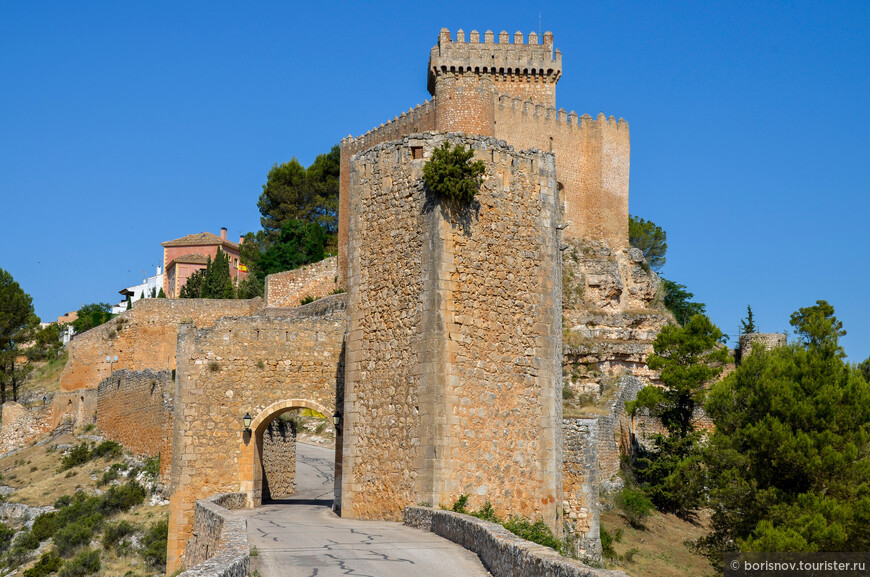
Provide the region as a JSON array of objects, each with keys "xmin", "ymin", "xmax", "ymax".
[
  {"xmin": 179, "ymin": 493, "xmax": 249, "ymax": 577},
  {"xmin": 404, "ymin": 507, "xmax": 627, "ymax": 577}
]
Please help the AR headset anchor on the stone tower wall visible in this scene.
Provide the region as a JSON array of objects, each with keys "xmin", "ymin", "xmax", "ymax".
[{"xmin": 342, "ymin": 133, "xmax": 563, "ymax": 530}]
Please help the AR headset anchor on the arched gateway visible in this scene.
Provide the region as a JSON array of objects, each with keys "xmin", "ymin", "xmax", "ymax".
[
  {"xmin": 167, "ymin": 298, "xmax": 346, "ymax": 572},
  {"xmin": 241, "ymin": 398, "xmax": 339, "ymax": 507}
]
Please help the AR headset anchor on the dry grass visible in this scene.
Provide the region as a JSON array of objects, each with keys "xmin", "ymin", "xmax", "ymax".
[
  {"xmin": 0, "ymin": 433, "xmax": 129, "ymax": 505},
  {"xmin": 600, "ymin": 508, "xmax": 714, "ymax": 577}
]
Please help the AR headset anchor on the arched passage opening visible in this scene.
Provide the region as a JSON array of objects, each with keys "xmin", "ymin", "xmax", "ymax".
[{"xmin": 240, "ymin": 399, "xmax": 340, "ymax": 509}]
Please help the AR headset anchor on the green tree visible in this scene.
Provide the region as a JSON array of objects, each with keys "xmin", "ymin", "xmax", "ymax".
[
  {"xmin": 627, "ymin": 314, "xmax": 729, "ymax": 512},
  {"xmin": 179, "ymin": 250, "xmax": 235, "ymax": 299},
  {"xmin": 179, "ymin": 270, "xmax": 205, "ymax": 299},
  {"xmin": 423, "ymin": 142, "xmax": 485, "ymax": 206},
  {"xmin": 157, "ymin": 287, "xmax": 166, "ymax": 298},
  {"xmin": 700, "ymin": 301, "xmax": 870, "ymax": 560},
  {"xmin": 258, "ymin": 219, "xmax": 327, "ymax": 277},
  {"xmin": 661, "ymin": 279, "xmax": 706, "ymax": 326},
  {"xmin": 740, "ymin": 305, "xmax": 757, "ymax": 334},
  {"xmin": 257, "ymin": 145, "xmax": 340, "ymax": 247},
  {"xmin": 201, "ymin": 249, "xmax": 234, "ymax": 299},
  {"xmin": 859, "ymin": 357, "xmax": 870, "ymax": 383},
  {"xmin": 71, "ymin": 303, "xmax": 113, "ymax": 333},
  {"xmin": 27, "ymin": 323, "xmax": 62, "ymax": 361},
  {"xmin": 628, "ymin": 215, "xmax": 667, "ymax": 272},
  {"xmin": 0, "ymin": 268, "xmax": 39, "ymax": 404}
]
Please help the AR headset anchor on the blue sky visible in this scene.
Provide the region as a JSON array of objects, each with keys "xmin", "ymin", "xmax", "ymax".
[{"xmin": 1, "ymin": 1, "xmax": 868, "ymax": 360}]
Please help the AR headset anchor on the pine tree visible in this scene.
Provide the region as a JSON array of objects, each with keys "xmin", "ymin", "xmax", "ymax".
[{"xmin": 740, "ymin": 305, "xmax": 757, "ymax": 334}]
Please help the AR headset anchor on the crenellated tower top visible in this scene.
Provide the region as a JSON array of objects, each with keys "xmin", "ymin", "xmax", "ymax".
[{"xmin": 427, "ymin": 28, "xmax": 562, "ymax": 100}]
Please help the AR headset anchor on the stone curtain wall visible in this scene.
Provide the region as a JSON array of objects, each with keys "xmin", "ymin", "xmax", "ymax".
[
  {"xmin": 60, "ymin": 298, "xmax": 263, "ymax": 391},
  {"xmin": 96, "ymin": 369, "xmax": 174, "ymax": 480},
  {"xmin": 404, "ymin": 507, "xmax": 627, "ymax": 577},
  {"xmin": 264, "ymin": 257, "xmax": 338, "ymax": 307},
  {"xmin": 49, "ymin": 390, "xmax": 98, "ymax": 429},
  {"xmin": 261, "ymin": 418, "xmax": 296, "ymax": 500},
  {"xmin": 166, "ymin": 295, "xmax": 345, "ymax": 572},
  {"xmin": 343, "ymin": 133, "xmax": 563, "ymax": 529},
  {"xmin": 180, "ymin": 492, "xmax": 249, "ymax": 577},
  {"xmin": 562, "ymin": 419, "xmax": 602, "ymax": 562},
  {"xmin": 493, "ymin": 102, "xmax": 630, "ymax": 251}
]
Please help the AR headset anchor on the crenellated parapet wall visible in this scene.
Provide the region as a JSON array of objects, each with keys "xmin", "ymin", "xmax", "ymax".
[{"xmin": 494, "ymin": 97, "xmax": 630, "ymax": 250}]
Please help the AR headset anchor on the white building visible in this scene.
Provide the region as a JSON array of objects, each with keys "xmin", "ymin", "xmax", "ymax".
[{"xmin": 112, "ymin": 266, "xmax": 165, "ymax": 314}]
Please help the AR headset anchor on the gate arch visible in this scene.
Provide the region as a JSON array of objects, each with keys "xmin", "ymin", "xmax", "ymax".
[{"xmin": 240, "ymin": 398, "xmax": 335, "ymax": 507}]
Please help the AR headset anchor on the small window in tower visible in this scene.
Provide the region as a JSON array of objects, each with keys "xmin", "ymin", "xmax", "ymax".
[{"xmin": 411, "ymin": 147, "xmax": 423, "ymax": 160}]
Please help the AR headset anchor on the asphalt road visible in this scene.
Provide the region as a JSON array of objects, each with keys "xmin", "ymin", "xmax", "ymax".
[{"xmin": 240, "ymin": 442, "xmax": 492, "ymax": 577}]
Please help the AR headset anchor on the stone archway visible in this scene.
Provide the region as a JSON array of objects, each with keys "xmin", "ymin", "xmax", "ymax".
[{"xmin": 240, "ymin": 399, "xmax": 336, "ymax": 507}]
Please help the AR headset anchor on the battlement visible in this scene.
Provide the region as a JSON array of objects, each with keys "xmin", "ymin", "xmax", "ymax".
[
  {"xmin": 428, "ymin": 28, "xmax": 562, "ymax": 95},
  {"xmin": 341, "ymin": 98, "xmax": 436, "ymax": 154},
  {"xmin": 496, "ymin": 94, "xmax": 628, "ymax": 131}
]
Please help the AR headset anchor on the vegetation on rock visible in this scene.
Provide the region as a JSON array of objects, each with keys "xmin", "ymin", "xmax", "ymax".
[
  {"xmin": 423, "ymin": 142, "xmax": 485, "ymax": 207},
  {"xmin": 628, "ymin": 215, "xmax": 667, "ymax": 272}
]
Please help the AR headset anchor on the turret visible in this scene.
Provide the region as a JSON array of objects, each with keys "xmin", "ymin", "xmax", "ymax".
[{"xmin": 427, "ymin": 28, "xmax": 562, "ymax": 106}]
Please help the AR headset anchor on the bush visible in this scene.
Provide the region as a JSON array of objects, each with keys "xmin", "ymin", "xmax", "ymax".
[
  {"xmin": 102, "ymin": 520, "xmax": 137, "ymax": 555},
  {"xmin": 54, "ymin": 519, "xmax": 100, "ymax": 557},
  {"xmin": 98, "ymin": 481, "xmax": 146, "ymax": 516},
  {"xmin": 600, "ymin": 525, "xmax": 622, "ymax": 560},
  {"xmin": 31, "ymin": 512, "xmax": 58, "ymax": 541},
  {"xmin": 422, "ymin": 142, "xmax": 485, "ymax": 207},
  {"xmin": 616, "ymin": 488, "xmax": 655, "ymax": 529},
  {"xmin": 141, "ymin": 519, "xmax": 168, "ymax": 571},
  {"xmin": 0, "ymin": 521, "xmax": 14, "ymax": 552},
  {"xmin": 24, "ymin": 552, "xmax": 63, "ymax": 577},
  {"xmin": 60, "ymin": 444, "xmax": 91, "ymax": 471},
  {"xmin": 470, "ymin": 501, "xmax": 499, "ymax": 523},
  {"xmin": 450, "ymin": 494, "xmax": 469, "ymax": 514},
  {"xmin": 58, "ymin": 548, "xmax": 100, "ymax": 577},
  {"xmin": 15, "ymin": 530, "xmax": 41, "ymax": 551},
  {"xmin": 143, "ymin": 455, "xmax": 159, "ymax": 478},
  {"xmin": 90, "ymin": 441, "xmax": 122, "ymax": 460},
  {"xmin": 502, "ymin": 517, "xmax": 564, "ymax": 553}
]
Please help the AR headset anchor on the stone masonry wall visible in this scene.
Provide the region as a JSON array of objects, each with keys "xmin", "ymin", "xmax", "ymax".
[
  {"xmin": 60, "ymin": 298, "xmax": 263, "ymax": 392},
  {"xmin": 180, "ymin": 492, "xmax": 248, "ymax": 577},
  {"xmin": 343, "ymin": 133, "xmax": 562, "ymax": 530},
  {"xmin": 264, "ymin": 257, "xmax": 339, "ymax": 307},
  {"xmin": 261, "ymin": 418, "xmax": 296, "ymax": 500},
  {"xmin": 404, "ymin": 507, "xmax": 626, "ymax": 577},
  {"xmin": 562, "ymin": 418, "xmax": 601, "ymax": 562},
  {"xmin": 96, "ymin": 369, "xmax": 173, "ymax": 480},
  {"xmin": 167, "ymin": 295, "xmax": 345, "ymax": 573}
]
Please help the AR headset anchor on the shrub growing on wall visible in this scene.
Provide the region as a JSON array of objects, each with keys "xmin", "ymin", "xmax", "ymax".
[{"xmin": 422, "ymin": 142, "xmax": 485, "ymax": 207}]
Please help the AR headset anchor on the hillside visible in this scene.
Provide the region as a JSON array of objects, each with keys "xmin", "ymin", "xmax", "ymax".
[{"xmin": 0, "ymin": 426, "xmax": 168, "ymax": 577}]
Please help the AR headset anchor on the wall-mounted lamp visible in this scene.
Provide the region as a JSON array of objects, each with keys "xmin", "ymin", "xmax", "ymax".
[
  {"xmin": 243, "ymin": 412, "xmax": 252, "ymax": 432},
  {"xmin": 332, "ymin": 410, "xmax": 342, "ymax": 428}
]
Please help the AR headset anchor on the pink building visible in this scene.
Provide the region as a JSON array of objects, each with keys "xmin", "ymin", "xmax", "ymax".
[{"xmin": 162, "ymin": 228, "xmax": 247, "ymax": 298}]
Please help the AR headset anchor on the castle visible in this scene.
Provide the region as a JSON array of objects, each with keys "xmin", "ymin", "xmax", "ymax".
[
  {"xmin": 338, "ymin": 28, "xmax": 630, "ymax": 285},
  {"xmin": 7, "ymin": 29, "xmax": 666, "ymax": 575}
]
